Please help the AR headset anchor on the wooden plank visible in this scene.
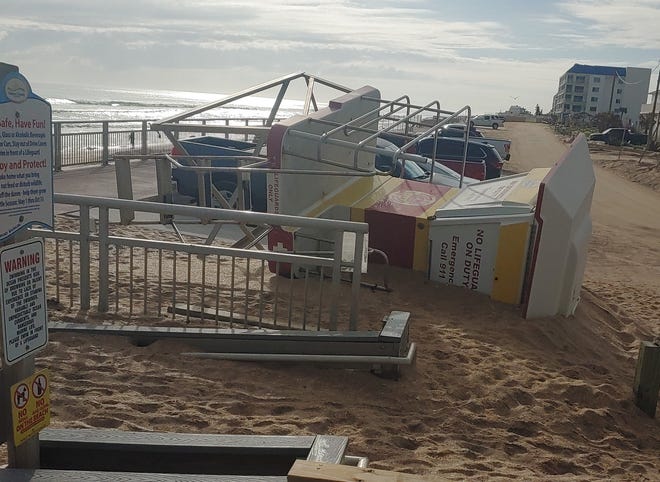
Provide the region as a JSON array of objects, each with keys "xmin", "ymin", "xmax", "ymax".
[
  {"xmin": 0, "ymin": 469, "xmax": 287, "ymax": 481},
  {"xmin": 40, "ymin": 429, "xmax": 316, "ymax": 476},
  {"xmin": 287, "ymin": 460, "xmax": 433, "ymax": 482},
  {"xmin": 633, "ymin": 341, "xmax": 660, "ymax": 417},
  {"xmin": 40, "ymin": 428, "xmax": 314, "ymax": 453},
  {"xmin": 48, "ymin": 322, "xmax": 377, "ymax": 342},
  {"xmin": 114, "ymin": 157, "xmax": 135, "ymax": 224},
  {"xmin": 379, "ymin": 311, "xmax": 410, "ymax": 346},
  {"xmin": 48, "ymin": 322, "xmax": 401, "ymax": 357},
  {"xmin": 306, "ymin": 436, "xmax": 348, "ymax": 464}
]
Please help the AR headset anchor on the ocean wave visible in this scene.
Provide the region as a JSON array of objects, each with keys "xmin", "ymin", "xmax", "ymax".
[
  {"xmin": 74, "ymin": 99, "xmax": 198, "ymax": 108},
  {"xmin": 47, "ymin": 97, "xmax": 77, "ymax": 105}
]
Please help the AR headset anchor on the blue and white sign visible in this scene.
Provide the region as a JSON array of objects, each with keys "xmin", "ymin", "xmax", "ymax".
[{"xmin": 0, "ymin": 68, "xmax": 54, "ymax": 242}]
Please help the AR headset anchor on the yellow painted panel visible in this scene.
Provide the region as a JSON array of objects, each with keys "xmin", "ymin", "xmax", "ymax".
[
  {"xmin": 421, "ymin": 188, "xmax": 459, "ymax": 218},
  {"xmin": 351, "ymin": 177, "xmax": 406, "ymax": 210},
  {"xmin": 505, "ymin": 168, "xmax": 551, "ymax": 205},
  {"xmin": 412, "ymin": 218, "xmax": 430, "ymax": 272},
  {"xmin": 491, "ymin": 222, "xmax": 531, "ymax": 304},
  {"xmin": 303, "ymin": 175, "xmax": 391, "ymax": 218},
  {"xmin": 351, "ymin": 206, "xmax": 365, "ymax": 223}
]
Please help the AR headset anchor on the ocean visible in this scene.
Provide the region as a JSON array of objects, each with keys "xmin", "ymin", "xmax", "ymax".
[{"xmin": 31, "ymin": 82, "xmax": 307, "ymax": 132}]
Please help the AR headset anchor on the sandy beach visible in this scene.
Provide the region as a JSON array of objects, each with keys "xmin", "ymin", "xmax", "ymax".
[{"xmin": 1, "ymin": 122, "xmax": 659, "ymax": 480}]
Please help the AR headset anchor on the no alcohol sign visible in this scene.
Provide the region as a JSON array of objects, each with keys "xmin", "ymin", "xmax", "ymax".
[{"xmin": 10, "ymin": 368, "xmax": 50, "ymax": 446}]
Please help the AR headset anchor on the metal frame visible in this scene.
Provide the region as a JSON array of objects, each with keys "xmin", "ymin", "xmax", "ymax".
[
  {"xmin": 285, "ymin": 98, "xmax": 474, "ymax": 187},
  {"xmin": 152, "ymin": 96, "xmax": 474, "ymax": 216},
  {"xmin": 151, "ymin": 72, "xmax": 353, "ymax": 158}
]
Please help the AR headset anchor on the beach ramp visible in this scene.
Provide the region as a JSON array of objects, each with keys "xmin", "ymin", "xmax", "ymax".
[{"xmin": 0, "ymin": 428, "xmax": 354, "ymax": 480}]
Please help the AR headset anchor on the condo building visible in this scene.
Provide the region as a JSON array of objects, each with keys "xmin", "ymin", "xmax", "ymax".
[{"xmin": 551, "ymin": 64, "xmax": 651, "ymax": 127}]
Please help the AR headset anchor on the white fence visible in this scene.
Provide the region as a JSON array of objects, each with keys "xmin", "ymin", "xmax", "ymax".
[{"xmin": 30, "ymin": 194, "xmax": 368, "ymax": 331}]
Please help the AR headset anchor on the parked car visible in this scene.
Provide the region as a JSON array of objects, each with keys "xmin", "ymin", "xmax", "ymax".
[
  {"xmin": 415, "ymin": 137, "xmax": 504, "ymax": 180},
  {"xmin": 436, "ymin": 125, "xmax": 511, "ymax": 160},
  {"xmin": 379, "ymin": 132, "xmax": 486, "ymax": 181},
  {"xmin": 471, "ymin": 114, "xmax": 505, "ymax": 130},
  {"xmin": 440, "ymin": 123, "xmax": 484, "ymax": 137},
  {"xmin": 415, "ymin": 157, "xmax": 480, "ymax": 187},
  {"xmin": 588, "ymin": 128, "xmax": 647, "ymax": 146},
  {"xmin": 375, "ymin": 138, "xmax": 479, "ymax": 187}
]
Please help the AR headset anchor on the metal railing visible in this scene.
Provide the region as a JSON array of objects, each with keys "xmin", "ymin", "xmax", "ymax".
[
  {"xmin": 30, "ymin": 194, "xmax": 368, "ymax": 331},
  {"xmin": 52, "ymin": 118, "xmax": 278, "ymax": 171}
]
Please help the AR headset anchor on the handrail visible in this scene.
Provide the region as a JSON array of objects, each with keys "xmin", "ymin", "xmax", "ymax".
[{"xmin": 53, "ymin": 193, "xmax": 369, "ymax": 233}]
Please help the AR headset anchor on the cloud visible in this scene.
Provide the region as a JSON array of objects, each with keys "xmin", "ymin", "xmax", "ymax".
[
  {"xmin": 2, "ymin": 0, "xmax": 656, "ymax": 115},
  {"xmin": 535, "ymin": 16, "xmax": 574, "ymax": 25},
  {"xmin": 558, "ymin": 0, "xmax": 660, "ymax": 48}
]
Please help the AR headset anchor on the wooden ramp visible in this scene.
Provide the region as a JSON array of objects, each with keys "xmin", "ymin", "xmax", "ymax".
[
  {"xmin": 289, "ymin": 460, "xmax": 435, "ymax": 482},
  {"xmin": 0, "ymin": 469, "xmax": 286, "ymax": 481},
  {"xmin": 49, "ymin": 311, "xmax": 414, "ymax": 379},
  {"xmin": 0, "ymin": 429, "xmax": 350, "ymax": 480}
]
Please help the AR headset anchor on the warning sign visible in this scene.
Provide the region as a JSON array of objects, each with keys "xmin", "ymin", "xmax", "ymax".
[
  {"xmin": 11, "ymin": 368, "xmax": 50, "ymax": 446},
  {"xmin": 1, "ymin": 238, "xmax": 48, "ymax": 364}
]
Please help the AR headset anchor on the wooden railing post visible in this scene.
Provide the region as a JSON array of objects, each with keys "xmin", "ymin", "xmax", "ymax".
[{"xmin": 633, "ymin": 341, "xmax": 660, "ymax": 417}]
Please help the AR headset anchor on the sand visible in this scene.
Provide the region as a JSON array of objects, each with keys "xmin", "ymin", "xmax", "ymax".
[{"xmin": 1, "ymin": 122, "xmax": 659, "ymax": 480}]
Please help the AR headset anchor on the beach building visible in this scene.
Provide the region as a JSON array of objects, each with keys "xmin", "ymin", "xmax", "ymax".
[
  {"xmin": 641, "ymin": 88, "xmax": 660, "ymax": 143},
  {"xmin": 551, "ymin": 63, "xmax": 651, "ymax": 127}
]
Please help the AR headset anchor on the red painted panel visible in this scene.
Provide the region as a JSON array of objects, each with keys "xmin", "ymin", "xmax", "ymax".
[{"xmin": 365, "ymin": 210, "xmax": 416, "ymax": 269}]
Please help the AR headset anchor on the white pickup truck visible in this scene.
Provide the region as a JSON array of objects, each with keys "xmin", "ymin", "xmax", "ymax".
[
  {"xmin": 471, "ymin": 114, "xmax": 505, "ymax": 130},
  {"xmin": 438, "ymin": 124, "xmax": 511, "ymax": 160}
]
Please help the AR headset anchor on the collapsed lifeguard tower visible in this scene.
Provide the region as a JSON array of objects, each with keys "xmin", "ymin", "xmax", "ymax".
[{"xmin": 152, "ymin": 73, "xmax": 595, "ymax": 319}]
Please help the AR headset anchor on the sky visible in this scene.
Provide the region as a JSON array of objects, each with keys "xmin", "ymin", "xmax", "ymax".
[{"xmin": 1, "ymin": 0, "xmax": 659, "ymax": 114}]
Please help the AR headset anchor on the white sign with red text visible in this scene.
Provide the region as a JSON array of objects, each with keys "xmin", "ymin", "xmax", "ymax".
[{"xmin": 1, "ymin": 238, "xmax": 48, "ymax": 365}]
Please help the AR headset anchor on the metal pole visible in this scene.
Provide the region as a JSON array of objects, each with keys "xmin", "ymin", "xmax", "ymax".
[
  {"xmin": 0, "ymin": 236, "xmax": 40, "ymax": 468},
  {"xmin": 349, "ymin": 232, "xmax": 364, "ymax": 331},
  {"xmin": 98, "ymin": 206, "xmax": 110, "ymax": 312},
  {"xmin": 329, "ymin": 231, "xmax": 343, "ymax": 331},
  {"xmin": 181, "ymin": 342, "xmax": 417, "ymax": 365},
  {"xmin": 53, "ymin": 122, "xmax": 62, "ymax": 172},
  {"xmin": 141, "ymin": 121, "xmax": 148, "ymax": 156},
  {"xmin": 101, "ymin": 121, "xmax": 109, "ymax": 166},
  {"xmin": 2, "ymin": 356, "xmax": 39, "ymax": 468},
  {"xmin": 646, "ymin": 71, "xmax": 660, "ymax": 151},
  {"xmin": 79, "ymin": 205, "xmax": 91, "ymax": 310}
]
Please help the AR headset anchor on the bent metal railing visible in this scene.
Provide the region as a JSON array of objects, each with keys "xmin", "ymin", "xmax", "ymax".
[{"xmin": 29, "ymin": 194, "xmax": 368, "ymax": 331}]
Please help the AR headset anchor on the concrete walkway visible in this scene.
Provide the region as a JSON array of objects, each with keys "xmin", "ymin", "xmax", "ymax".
[
  {"xmin": 51, "ymin": 159, "xmax": 247, "ymax": 243},
  {"xmin": 53, "ymin": 159, "xmax": 160, "ymax": 214}
]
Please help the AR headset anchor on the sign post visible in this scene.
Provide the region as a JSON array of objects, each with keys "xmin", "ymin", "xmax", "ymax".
[{"xmin": 0, "ymin": 61, "xmax": 54, "ymax": 469}]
